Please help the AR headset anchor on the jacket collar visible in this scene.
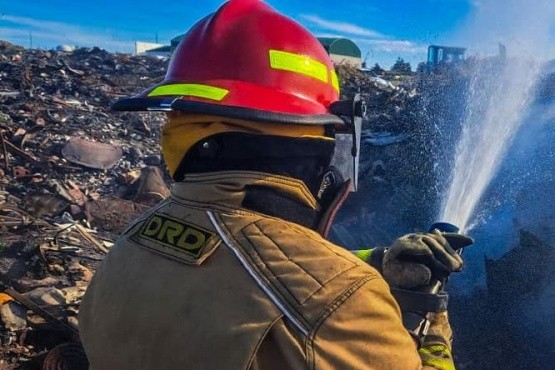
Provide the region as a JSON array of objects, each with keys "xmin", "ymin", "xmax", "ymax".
[{"xmin": 170, "ymin": 171, "xmax": 349, "ymax": 236}]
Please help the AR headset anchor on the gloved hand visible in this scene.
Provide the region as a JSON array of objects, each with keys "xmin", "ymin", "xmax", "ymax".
[{"xmin": 383, "ymin": 230, "xmax": 473, "ymax": 289}]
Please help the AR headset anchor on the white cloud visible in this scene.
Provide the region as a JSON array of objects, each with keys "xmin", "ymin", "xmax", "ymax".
[
  {"xmin": 315, "ymin": 32, "xmax": 426, "ymax": 54},
  {"xmin": 0, "ymin": 15, "xmax": 134, "ymax": 52},
  {"xmin": 316, "ymin": 33, "xmax": 348, "ymax": 39},
  {"xmin": 301, "ymin": 15, "xmax": 426, "ymax": 55},
  {"xmin": 300, "ymin": 14, "xmax": 383, "ymax": 38},
  {"xmin": 2, "ymin": 15, "xmax": 76, "ymax": 31},
  {"xmin": 358, "ymin": 39, "xmax": 427, "ymax": 53}
]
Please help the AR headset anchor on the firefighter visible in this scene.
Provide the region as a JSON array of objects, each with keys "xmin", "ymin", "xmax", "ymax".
[{"xmin": 79, "ymin": 1, "xmax": 472, "ymax": 369}]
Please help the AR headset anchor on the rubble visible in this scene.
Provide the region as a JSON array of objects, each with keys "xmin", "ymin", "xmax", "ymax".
[
  {"xmin": 0, "ymin": 40, "xmax": 169, "ymax": 369},
  {"xmin": 332, "ymin": 64, "xmax": 428, "ymax": 247},
  {"xmin": 0, "ymin": 302, "xmax": 27, "ymax": 332},
  {"xmin": 61, "ymin": 138, "xmax": 123, "ymax": 170},
  {"xmin": 450, "ymin": 230, "xmax": 555, "ymax": 370}
]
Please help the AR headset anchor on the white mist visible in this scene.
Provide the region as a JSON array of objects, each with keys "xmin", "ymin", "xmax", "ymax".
[{"xmin": 440, "ymin": 0, "xmax": 555, "ymax": 230}]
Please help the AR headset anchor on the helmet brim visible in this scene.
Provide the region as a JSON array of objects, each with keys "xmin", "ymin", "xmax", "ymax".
[{"xmin": 112, "ymin": 96, "xmax": 344, "ymax": 125}]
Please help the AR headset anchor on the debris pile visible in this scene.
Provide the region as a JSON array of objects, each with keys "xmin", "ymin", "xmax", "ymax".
[
  {"xmin": 336, "ymin": 64, "xmax": 419, "ymax": 134},
  {"xmin": 333, "ymin": 64, "xmax": 430, "ymax": 247},
  {"xmin": 0, "ymin": 41, "xmax": 171, "ymax": 369},
  {"xmin": 450, "ymin": 230, "xmax": 555, "ymax": 370}
]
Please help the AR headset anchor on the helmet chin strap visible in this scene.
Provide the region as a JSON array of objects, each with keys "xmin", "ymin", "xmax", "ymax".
[{"xmin": 329, "ymin": 94, "xmax": 366, "ymax": 192}]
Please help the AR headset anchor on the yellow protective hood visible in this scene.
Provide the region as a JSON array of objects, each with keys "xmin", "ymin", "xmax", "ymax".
[{"xmin": 161, "ymin": 113, "xmax": 329, "ymax": 178}]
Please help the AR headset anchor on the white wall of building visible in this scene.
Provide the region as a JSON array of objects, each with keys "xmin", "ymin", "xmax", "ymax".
[
  {"xmin": 135, "ymin": 42, "xmax": 166, "ymax": 55},
  {"xmin": 330, "ymin": 54, "xmax": 362, "ymax": 68}
]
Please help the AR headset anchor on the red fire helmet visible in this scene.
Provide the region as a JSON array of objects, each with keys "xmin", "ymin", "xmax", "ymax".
[{"xmin": 113, "ymin": 0, "xmax": 343, "ymax": 125}]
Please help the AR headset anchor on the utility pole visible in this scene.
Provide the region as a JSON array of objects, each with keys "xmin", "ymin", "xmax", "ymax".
[
  {"xmin": 29, "ymin": 32, "xmax": 33, "ymax": 49},
  {"xmin": 155, "ymin": 32, "xmax": 159, "ymax": 44}
]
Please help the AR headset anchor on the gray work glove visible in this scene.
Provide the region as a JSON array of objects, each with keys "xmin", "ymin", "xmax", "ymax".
[{"xmin": 383, "ymin": 230, "xmax": 474, "ymax": 289}]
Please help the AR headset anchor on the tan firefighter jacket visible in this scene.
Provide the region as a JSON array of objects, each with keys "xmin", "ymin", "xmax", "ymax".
[{"xmin": 79, "ymin": 171, "xmax": 449, "ymax": 370}]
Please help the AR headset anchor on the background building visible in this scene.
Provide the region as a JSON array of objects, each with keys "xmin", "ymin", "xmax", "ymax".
[
  {"xmin": 317, "ymin": 37, "xmax": 362, "ymax": 68},
  {"xmin": 134, "ymin": 42, "xmax": 171, "ymax": 58}
]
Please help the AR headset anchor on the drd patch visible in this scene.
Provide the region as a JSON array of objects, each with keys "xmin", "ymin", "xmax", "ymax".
[{"xmin": 137, "ymin": 214, "xmax": 213, "ymax": 258}]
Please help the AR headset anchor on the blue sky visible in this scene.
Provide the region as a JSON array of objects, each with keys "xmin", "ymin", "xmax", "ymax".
[{"xmin": 0, "ymin": 0, "xmax": 553, "ymax": 69}]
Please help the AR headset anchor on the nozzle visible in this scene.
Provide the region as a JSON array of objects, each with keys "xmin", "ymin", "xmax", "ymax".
[{"xmin": 428, "ymin": 222, "xmax": 460, "ymax": 234}]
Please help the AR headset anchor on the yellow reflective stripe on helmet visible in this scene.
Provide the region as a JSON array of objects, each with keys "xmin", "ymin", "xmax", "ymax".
[
  {"xmin": 148, "ymin": 84, "xmax": 229, "ymax": 101},
  {"xmin": 353, "ymin": 249, "xmax": 373, "ymax": 262},
  {"xmin": 269, "ymin": 50, "xmax": 328, "ymax": 83},
  {"xmin": 331, "ymin": 70, "xmax": 340, "ymax": 93},
  {"xmin": 419, "ymin": 344, "xmax": 454, "ymax": 370}
]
